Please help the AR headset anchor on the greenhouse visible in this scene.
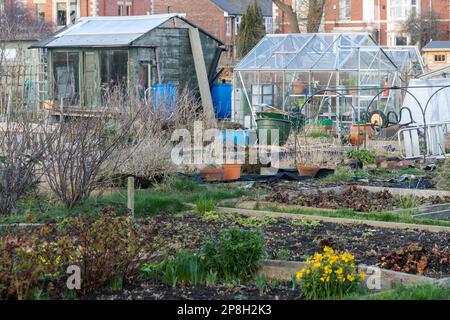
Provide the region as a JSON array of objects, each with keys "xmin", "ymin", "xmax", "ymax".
[{"xmin": 232, "ymin": 33, "xmax": 424, "ymax": 128}]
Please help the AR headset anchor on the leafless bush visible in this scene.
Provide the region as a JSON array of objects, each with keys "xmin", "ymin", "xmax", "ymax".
[
  {"xmin": 111, "ymin": 88, "xmax": 207, "ymax": 181},
  {"xmin": 0, "ymin": 114, "xmax": 46, "ymax": 215},
  {"xmin": 38, "ymin": 94, "xmax": 145, "ymax": 208}
]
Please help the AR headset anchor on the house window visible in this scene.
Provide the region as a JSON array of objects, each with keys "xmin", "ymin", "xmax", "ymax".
[
  {"xmin": 52, "ymin": 51, "xmax": 80, "ymax": 105},
  {"xmin": 390, "ymin": 0, "xmax": 419, "ymax": 19},
  {"xmin": 435, "ymin": 55, "xmax": 446, "ymax": 62},
  {"xmin": 226, "ymin": 17, "xmax": 232, "ymax": 37},
  {"xmin": 56, "ymin": 3, "xmax": 67, "ymax": 26},
  {"xmin": 395, "ymin": 36, "xmax": 407, "ymax": 46},
  {"xmin": 234, "ymin": 16, "xmax": 241, "ymax": 35},
  {"xmin": 35, "ymin": 3, "xmax": 45, "ymax": 21},
  {"xmin": 339, "ymin": 0, "xmax": 351, "ymax": 20},
  {"xmin": 264, "ymin": 17, "xmax": 273, "ymax": 34},
  {"xmin": 126, "ymin": 3, "xmax": 131, "ymax": 16},
  {"xmin": 118, "ymin": 4, "xmax": 123, "ymax": 16}
]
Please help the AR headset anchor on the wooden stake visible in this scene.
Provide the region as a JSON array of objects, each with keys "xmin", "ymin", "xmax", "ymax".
[{"xmin": 127, "ymin": 176, "xmax": 135, "ymax": 218}]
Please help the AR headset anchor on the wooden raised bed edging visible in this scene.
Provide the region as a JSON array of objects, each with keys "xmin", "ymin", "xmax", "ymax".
[
  {"xmin": 258, "ymin": 259, "xmax": 437, "ymax": 291},
  {"xmin": 215, "ymin": 207, "xmax": 450, "ymax": 233}
]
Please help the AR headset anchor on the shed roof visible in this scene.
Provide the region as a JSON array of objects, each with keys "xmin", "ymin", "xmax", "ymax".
[
  {"xmin": 423, "ymin": 40, "xmax": 450, "ymax": 50},
  {"xmin": 31, "ymin": 14, "xmax": 222, "ymax": 48},
  {"xmin": 210, "ymin": 0, "xmax": 272, "ymax": 16}
]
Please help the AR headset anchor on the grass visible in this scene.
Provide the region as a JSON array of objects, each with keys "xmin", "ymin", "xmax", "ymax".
[
  {"xmin": 395, "ymin": 195, "xmax": 421, "ymax": 209},
  {"xmin": 322, "ymin": 167, "xmax": 354, "ymax": 183},
  {"xmin": 262, "ymin": 205, "xmax": 450, "ymax": 228},
  {"xmin": 345, "ymin": 284, "xmax": 450, "ymax": 300},
  {"xmin": 305, "ymin": 130, "xmax": 332, "ymax": 139},
  {"xmin": 0, "ymin": 176, "xmax": 251, "ymax": 225},
  {"xmin": 369, "ymin": 284, "xmax": 450, "ymax": 300},
  {"xmin": 369, "ymin": 167, "xmax": 427, "ymax": 179}
]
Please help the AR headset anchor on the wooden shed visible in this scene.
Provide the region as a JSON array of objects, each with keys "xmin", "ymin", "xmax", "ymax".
[{"xmin": 30, "ymin": 14, "xmax": 224, "ymax": 112}]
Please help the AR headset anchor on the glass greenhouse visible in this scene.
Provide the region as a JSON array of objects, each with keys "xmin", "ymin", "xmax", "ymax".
[{"xmin": 232, "ymin": 33, "xmax": 424, "ymax": 128}]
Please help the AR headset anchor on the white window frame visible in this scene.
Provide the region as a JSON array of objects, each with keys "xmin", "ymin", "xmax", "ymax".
[
  {"xmin": 389, "ymin": 0, "xmax": 420, "ymax": 20},
  {"xmin": 226, "ymin": 16, "xmax": 232, "ymax": 37},
  {"xmin": 339, "ymin": 0, "xmax": 351, "ymax": 20},
  {"xmin": 264, "ymin": 17, "xmax": 273, "ymax": 34},
  {"xmin": 234, "ymin": 16, "xmax": 241, "ymax": 35}
]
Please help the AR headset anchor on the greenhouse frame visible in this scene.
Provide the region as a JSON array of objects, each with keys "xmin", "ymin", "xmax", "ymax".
[{"xmin": 232, "ymin": 33, "xmax": 424, "ymax": 128}]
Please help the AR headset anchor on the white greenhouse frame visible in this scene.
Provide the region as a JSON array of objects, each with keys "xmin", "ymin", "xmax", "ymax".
[{"xmin": 233, "ymin": 33, "xmax": 424, "ymax": 128}]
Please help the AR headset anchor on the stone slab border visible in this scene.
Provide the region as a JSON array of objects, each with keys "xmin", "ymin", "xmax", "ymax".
[
  {"xmin": 216, "ymin": 206, "xmax": 450, "ymax": 233},
  {"xmin": 259, "ymin": 259, "xmax": 437, "ymax": 291}
]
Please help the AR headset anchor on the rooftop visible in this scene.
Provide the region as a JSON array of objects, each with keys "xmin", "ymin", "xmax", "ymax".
[
  {"xmin": 423, "ymin": 40, "xmax": 450, "ymax": 50},
  {"xmin": 210, "ymin": 0, "xmax": 272, "ymax": 16},
  {"xmin": 31, "ymin": 14, "xmax": 221, "ymax": 48}
]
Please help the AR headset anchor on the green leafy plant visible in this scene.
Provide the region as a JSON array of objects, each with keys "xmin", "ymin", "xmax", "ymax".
[
  {"xmin": 202, "ymin": 227, "xmax": 266, "ymax": 281},
  {"xmin": 305, "ymin": 130, "xmax": 332, "ymax": 139},
  {"xmin": 395, "ymin": 195, "xmax": 420, "ymax": 209},
  {"xmin": 255, "ymin": 272, "xmax": 267, "ymax": 295},
  {"xmin": 277, "ymin": 248, "xmax": 291, "ymax": 261},
  {"xmin": 205, "ymin": 270, "xmax": 218, "ymax": 287},
  {"xmin": 345, "ymin": 149, "xmax": 376, "ymax": 165},
  {"xmin": 196, "ymin": 197, "xmax": 216, "ymax": 213}
]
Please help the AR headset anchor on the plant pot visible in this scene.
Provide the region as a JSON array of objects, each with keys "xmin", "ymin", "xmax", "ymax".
[
  {"xmin": 297, "ymin": 164, "xmax": 321, "ymax": 177},
  {"xmin": 200, "ymin": 167, "xmax": 223, "ymax": 181},
  {"xmin": 350, "ymin": 124, "xmax": 372, "ymax": 146},
  {"xmin": 223, "ymin": 164, "xmax": 241, "ymax": 180},
  {"xmin": 292, "ymin": 81, "xmax": 306, "ymax": 94}
]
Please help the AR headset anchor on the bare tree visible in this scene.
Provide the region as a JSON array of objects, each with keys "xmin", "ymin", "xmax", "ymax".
[
  {"xmin": 273, "ymin": 0, "xmax": 326, "ymax": 33},
  {"xmin": 272, "ymin": 0, "xmax": 301, "ymax": 33},
  {"xmin": 305, "ymin": 0, "xmax": 325, "ymax": 33},
  {"xmin": 0, "ymin": 0, "xmax": 52, "ymax": 41},
  {"xmin": 402, "ymin": 10, "xmax": 442, "ymax": 49}
]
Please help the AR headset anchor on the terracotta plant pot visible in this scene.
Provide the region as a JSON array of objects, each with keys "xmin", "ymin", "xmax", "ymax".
[
  {"xmin": 223, "ymin": 164, "xmax": 241, "ymax": 180},
  {"xmin": 200, "ymin": 167, "xmax": 223, "ymax": 181},
  {"xmin": 350, "ymin": 124, "xmax": 372, "ymax": 146},
  {"xmin": 297, "ymin": 164, "xmax": 321, "ymax": 177},
  {"xmin": 292, "ymin": 80, "xmax": 306, "ymax": 94}
]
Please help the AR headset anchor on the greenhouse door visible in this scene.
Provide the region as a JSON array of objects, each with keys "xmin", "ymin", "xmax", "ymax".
[{"xmin": 84, "ymin": 51, "xmax": 99, "ymax": 108}]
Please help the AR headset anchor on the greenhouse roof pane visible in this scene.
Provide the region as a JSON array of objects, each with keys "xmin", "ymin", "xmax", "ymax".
[{"xmin": 235, "ymin": 33, "xmax": 420, "ymax": 73}]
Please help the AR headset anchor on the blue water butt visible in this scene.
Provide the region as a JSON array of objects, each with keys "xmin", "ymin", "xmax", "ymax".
[
  {"xmin": 153, "ymin": 84, "xmax": 176, "ymax": 112},
  {"xmin": 211, "ymin": 83, "xmax": 232, "ymax": 119}
]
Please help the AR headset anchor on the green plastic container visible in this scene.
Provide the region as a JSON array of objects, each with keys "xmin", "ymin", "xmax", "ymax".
[
  {"xmin": 257, "ymin": 111, "xmax": 304, "ymax": 130},
  {"xmin": 256, "ymin": 117, "xmax": 292, "ymax": 146}
]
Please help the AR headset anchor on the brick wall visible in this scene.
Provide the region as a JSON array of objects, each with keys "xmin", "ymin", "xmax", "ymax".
[
  {"xmin": 152, "ymin": 0, "xmax": 225, "ymax": 42},
  {"xmin": 323, "ymin": 0, "xmax": 449, "ymax": 45}
]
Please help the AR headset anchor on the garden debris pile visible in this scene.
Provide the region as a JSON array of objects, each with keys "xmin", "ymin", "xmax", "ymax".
[
  {"xmin": 265, "ymin": 186, "xmax": 450, "ymax": 212},
  {"xmin": 266, "ymin": 186, "xmax": 396, "ymax": 212},
  {"xmin": 378, "ymin": 243, "xmax": 450, "ymax": 276}
]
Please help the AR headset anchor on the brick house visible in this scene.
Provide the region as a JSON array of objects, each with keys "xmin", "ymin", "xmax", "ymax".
[
  {"xmin": 151, "ymin": 0, "xmax": 273, "ymax": 63},
  {"xmin": 18, "ymin": 0, "xmax": 151, "ymax": 28},
  {"xmin": 323, "ymin": 0, "xmax": 450, "ymax": 46}
]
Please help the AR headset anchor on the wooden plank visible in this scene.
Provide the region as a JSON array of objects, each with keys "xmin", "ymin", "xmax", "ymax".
[{"xmin": 188, "ymin": 28, "xmax": 216, "ymax": 127}]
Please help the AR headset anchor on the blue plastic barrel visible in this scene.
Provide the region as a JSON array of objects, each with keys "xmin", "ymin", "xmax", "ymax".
[
  {"xmin": 153, "ymin": 84, "xmax": 176, "ymax": 112},
  {"xmin": 211, "ymin": 83, "xmax": 232, "ymax": 119}
]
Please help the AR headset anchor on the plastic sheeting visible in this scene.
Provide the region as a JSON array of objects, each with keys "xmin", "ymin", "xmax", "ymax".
[{"xmin": 400, "ymin": 79, "xmax": 450, "ymax": 125}]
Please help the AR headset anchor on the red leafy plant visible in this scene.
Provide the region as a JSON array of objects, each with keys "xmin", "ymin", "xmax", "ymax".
[{"xmin": 378, "ymin": 243, "xmax": 450, "ymax": 275}]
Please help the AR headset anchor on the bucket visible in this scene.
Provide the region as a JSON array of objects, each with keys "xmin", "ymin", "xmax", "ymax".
[{"xmin": 256, "ymin": 117, "xmax": 292, "ymax": 146}]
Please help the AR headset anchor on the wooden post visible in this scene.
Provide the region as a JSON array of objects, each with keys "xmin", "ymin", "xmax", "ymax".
[
  {"xmin": 188, "ymin": 27, "xmax": 216, "ymax": 128},
  {"xmin": 127, "ymin": 176, "xmax": 135, "ymax": 218}
]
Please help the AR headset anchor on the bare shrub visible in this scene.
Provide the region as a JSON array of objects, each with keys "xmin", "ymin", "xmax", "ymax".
[
  {"xmin": 0, "ymin": 115, "xmax": 46, "ymax": 215},
  {"xmin": 111, "ymin": 89, "xmax": 206, "ymax": 181},
  {"xmin": 38, "ymin": 95, "xmax": 144, "ymax": 208}
]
